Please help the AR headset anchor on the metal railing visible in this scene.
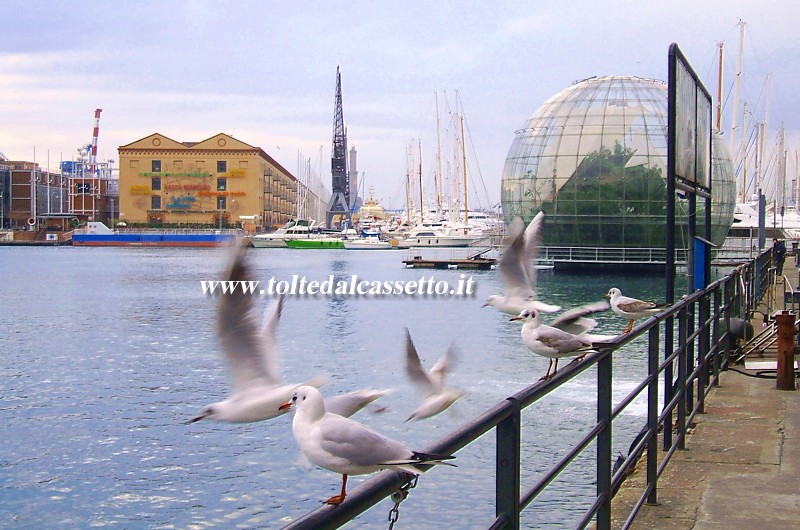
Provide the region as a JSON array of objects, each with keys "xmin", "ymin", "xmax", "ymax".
[
  {"xmin": 539, "ymin": 246, "xmax": 690, "ymax": 265},
  {"xmin": 284, "ymin": 249, "xmax": 773, "ymax": 530}
]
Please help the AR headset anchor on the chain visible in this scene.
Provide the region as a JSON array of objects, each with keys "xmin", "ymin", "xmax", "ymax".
[{"xmin": 387, "ymin": 476, "xmax": 419, "ymax": 529}]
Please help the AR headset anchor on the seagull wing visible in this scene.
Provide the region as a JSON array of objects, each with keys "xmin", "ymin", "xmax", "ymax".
[
  {"xmin": 522, "ymin": 211, "xmax": 545, "ymax": 280},
  {"xmin": 617, "ymin": 297, "xmax": 659, "ymax": 313},
  {"xmin": 427, "ymin": 343, "xmax": 458, "ymax": 394},
  {"xmin": 318, "ymin": 415, "xmax": 411, "ymax": 467},
  {"xmin": 498, "ymin": 217, "xmax": 535, "ymax": 299},
  {"xmin": 217, "ymin": 241, "xmax": 277, "ymax": 391},
  {"xmin": 258, "ymin": 294, "xmax": 284, "ymax": 385},
  {"xmin": 405, "ymin": 328, "xmax": 435, "ymax": 396},
  {"xmin": 325, "ymin": 388, "xmax": 393, "ymax": 418},
  {"xmin": 536, "ymin": 325, "xmax": 593, "ymax": 354},
  {"xmin": 551, "ymin": 299, "xmax": 611, "ymax": 335}
]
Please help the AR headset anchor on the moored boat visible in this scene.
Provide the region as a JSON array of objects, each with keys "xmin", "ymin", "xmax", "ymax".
[
  {"xmin": 71, "ymin": 222, "xmax": 237, "ymax": 247},
  {"xmin": 343, "ymin": 235, "xmax": 393, "ymax": 250},
  {"xmin": 248, "ymin": 219, "xmax": 320, "ymax": 248}
]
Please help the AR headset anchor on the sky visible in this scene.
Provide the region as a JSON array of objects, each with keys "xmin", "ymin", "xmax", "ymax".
[{"xmin": 2, "ymin": 1, "xmax": 799, "ymax": 211}]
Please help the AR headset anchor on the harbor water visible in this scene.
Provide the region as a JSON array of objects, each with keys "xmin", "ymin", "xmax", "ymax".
[{"xmin": 1, "ymin": 246, "xmax": 671, "ymax": 528}]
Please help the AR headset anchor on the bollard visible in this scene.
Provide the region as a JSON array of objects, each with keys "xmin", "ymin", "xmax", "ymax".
[{"xmin": 774, "ymin": 311, "xmax": 797, "ymax": 391}]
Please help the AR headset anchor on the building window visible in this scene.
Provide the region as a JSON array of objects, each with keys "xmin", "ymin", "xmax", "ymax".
[
  {"xmin": 75, "ymin": 182, "xmax": 93, "ymax": 195},
  {"xmin": 217, "ymin": 196, "xmax": 227, "ymax": 209},
  {"xmin": 151, "ymin": 195, "xmax": 162, "ymax": 209},
  {"xmin": 217, "ymin": 160, "xmax": 227, "ymax": 173},
  {"xmin": 151, "ymin": 160, "xmax": 162, "ymax": 173},
  {"xmin": 217, "ymin": 178, "xmax": 227, "ymax": 191},
  {"xmin": 151, "ymin": 177, "xmax": 161, "ymax": 191}
]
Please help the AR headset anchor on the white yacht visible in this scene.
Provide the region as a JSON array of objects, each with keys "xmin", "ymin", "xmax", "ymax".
[
  {"xmin": 393, "ymin": 222, "xmax": 487, "ymax": 248},
  {"xmin": 248, "ymin": 219, "xmax": 320, "ymax": 248}
]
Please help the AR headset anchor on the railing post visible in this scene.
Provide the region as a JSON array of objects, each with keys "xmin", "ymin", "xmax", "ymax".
[
  {"xmin": 497, "ymin": 399, "xmax": 520, "ymax": 530},
  {"xmin": 686, "ymin": 301, "xmax": 695, "ymax": 411},
  {"xmin": 663, "ymin": 313, "xmax": 674, "ymax": 451},
  {"xmin": 646, "ymin": 326, "xmax": 660, "ymax": 505},
  {"xmin": 774, "ymin": 311, "xmax": 797, "ymax": 391},
  {"xmin": 698, "ymin": 291, "xmax": 710, "ymax": 413},
  {"xmin": 677, "ymin": 306, "xmax": 688, "ymax": 450},
  {"xmin": 596, "ymin": 351, "xmax": 612, "ymax": 530},
  {"xmin": 712, "ymin": 286, "xmax": 721, "ymax": 384}
]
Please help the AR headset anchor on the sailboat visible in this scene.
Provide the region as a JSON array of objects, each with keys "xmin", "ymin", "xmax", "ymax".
[{"xmin": 393, "ymin": 94, "xmax": 489, "ymax": 249}]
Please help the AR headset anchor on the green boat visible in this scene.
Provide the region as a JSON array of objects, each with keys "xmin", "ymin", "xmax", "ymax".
[{"xmin": 285, "ymin": 237, "xmax": 345, "ymax": 249}]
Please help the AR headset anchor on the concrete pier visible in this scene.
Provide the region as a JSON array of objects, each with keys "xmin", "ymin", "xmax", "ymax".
[{"xmin": 611, "ymin": 264, "xmax": 800, "ymax": 529}]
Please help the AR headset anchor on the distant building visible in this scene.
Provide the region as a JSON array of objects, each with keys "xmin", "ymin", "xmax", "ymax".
[
  {"xmin": 502, "ymin": 76, "xmax": 736, "ymax": 268},
  {"xmin": 0, "ymin": 160, "xmax": 72, "ymax": 231},
  {"xmin": 118, "ymin": 133, "xmax": 307, "ymax": 231},
  {"xmin": 348, "ymin": 146, "xmax": 361, "ymax": 211}
]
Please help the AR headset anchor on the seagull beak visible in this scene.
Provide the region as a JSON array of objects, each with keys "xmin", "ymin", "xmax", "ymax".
[
  {"xmin": 278, "ymin": 401, "xmax": 292, "ymax": 411},
  {"xmin": 509, "ymin": 316, "xmax": 522, "ymax": 321}
]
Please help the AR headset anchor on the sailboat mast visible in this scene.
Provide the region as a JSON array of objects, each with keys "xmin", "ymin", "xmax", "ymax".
[
  {"xmin": 730, "ymin": 19, "xmax": 745, "ymax": 161},
  {"xmin": 716, "ymin": 42, "xmax": 723, "ymax": 131},
  {"xmin": 460, "ymin": 112, "xmax": 468, "ymax": 226},
  {"xmin": 741, "ymin": 102, "xmax": 748, "ymax": 202},
  {"xmin": 435, "ymin": 92, "xmax": 443, "ymax": 214},
  {"xmin": 418, "ymin": 139, "xmax": 424, "ymax": 222}
]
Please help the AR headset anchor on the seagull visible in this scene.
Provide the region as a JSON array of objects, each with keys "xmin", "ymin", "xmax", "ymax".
[
  {"xmin": 281, "ymin": 385, "xmax": 456, "ymax": 506},
  {"xmin": 189, "ymin": 241, "xmax": 328, "ymax": 424},
  {"xmin": 483, "ymin": 213, "xmax": 561, "ymax": 316},
  {"xmin": 604, "ymin": 288, "xmax": 668, "ymax": 334},
  {"xmin": 404, "ymin": 328, "xmax": 466, "ymax": 421},
  {"xmin": 510, "ymin": 307, "xmax": 614, "ymax": 380}
]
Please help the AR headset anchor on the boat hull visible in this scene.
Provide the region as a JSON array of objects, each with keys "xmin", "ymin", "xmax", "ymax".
[
  {"xmin": 394, "ymin": 236, "xmax": 481, "ymax": 248},
  {"xmin": 248, "ymin": 237, "xmax": 290, "ymax": 248},
  {"xmin": 285, "ymin": 238, "xmax": 345, "ymax": 249},
  {"xmin": 344, "ymin": 240, "xmax": 393, "ymax": 250},
  {"xmin": 72, "ymin": 233, "xmax": 235, "ymax": 247}
]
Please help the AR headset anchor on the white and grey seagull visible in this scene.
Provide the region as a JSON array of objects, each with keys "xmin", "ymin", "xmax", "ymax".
[
  {"xmin": 484, "ymin": 213, "xmax": 561, "ymax": 316},
  {"xmin": 510, "ymin": 307, "xmax": 615, "ymax": 380},
  {"xmin": 189, "ymin": 241, "xmax": 388, "ymax": 424},
  {"xmin": 604, "ymin": 287, "xmax": 668, "ymax": 334},
  {"xmin": 404, "ymin": 328, "xmax": 466, "ymax": 421},
  {"xmin": 281, "ymin": 385, "xmax": 456, "ymax": 506}
]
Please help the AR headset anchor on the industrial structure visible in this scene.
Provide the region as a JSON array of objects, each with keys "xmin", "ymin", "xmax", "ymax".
[
  {"xmin": 0, "ymin": 109, "xmax": 118, "ymax": 239},
  {"xmin": 326, "ymin": 66, "xmax": 353, "ymax": 228}
]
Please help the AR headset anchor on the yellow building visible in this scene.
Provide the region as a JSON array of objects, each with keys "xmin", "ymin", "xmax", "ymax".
[{"xmin": 118, "ymin": 133, "xmax": 297, "ymax": 231}]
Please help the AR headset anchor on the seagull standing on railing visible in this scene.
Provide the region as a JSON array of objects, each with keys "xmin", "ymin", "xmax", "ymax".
[
  {"xmin": 281, "ymin": 385, "xmax": 456, "ymax": 506},
  {"xmin": 511, "ymin": 307, "xmax": 615, "ymax": 380},
  {"xmin": 604, "ymin": 287, "xmax": 668, "ymax": 334}
]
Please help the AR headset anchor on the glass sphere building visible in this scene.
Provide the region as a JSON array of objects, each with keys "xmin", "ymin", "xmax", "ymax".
[{"xmin": 501, "ymin": 76, "xmax": 736, "ymax": 261}]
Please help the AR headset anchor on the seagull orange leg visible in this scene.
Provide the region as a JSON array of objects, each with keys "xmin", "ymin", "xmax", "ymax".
[
  {"xmin": 324, "ymin": 474, "xmax": 348, "ymax": 506},
  {"xmin": 623, "ymin": 319, "xmax": 634, "ymax": 334},
  {"xmin": 539, "ymin": 359, "xmax": 555, "ymax": 381}
]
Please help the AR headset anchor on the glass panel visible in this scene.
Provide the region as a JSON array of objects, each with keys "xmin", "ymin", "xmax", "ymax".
[{"xmin": 501, "ymin": 76, "xmax": 736, "ymax": 249}]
